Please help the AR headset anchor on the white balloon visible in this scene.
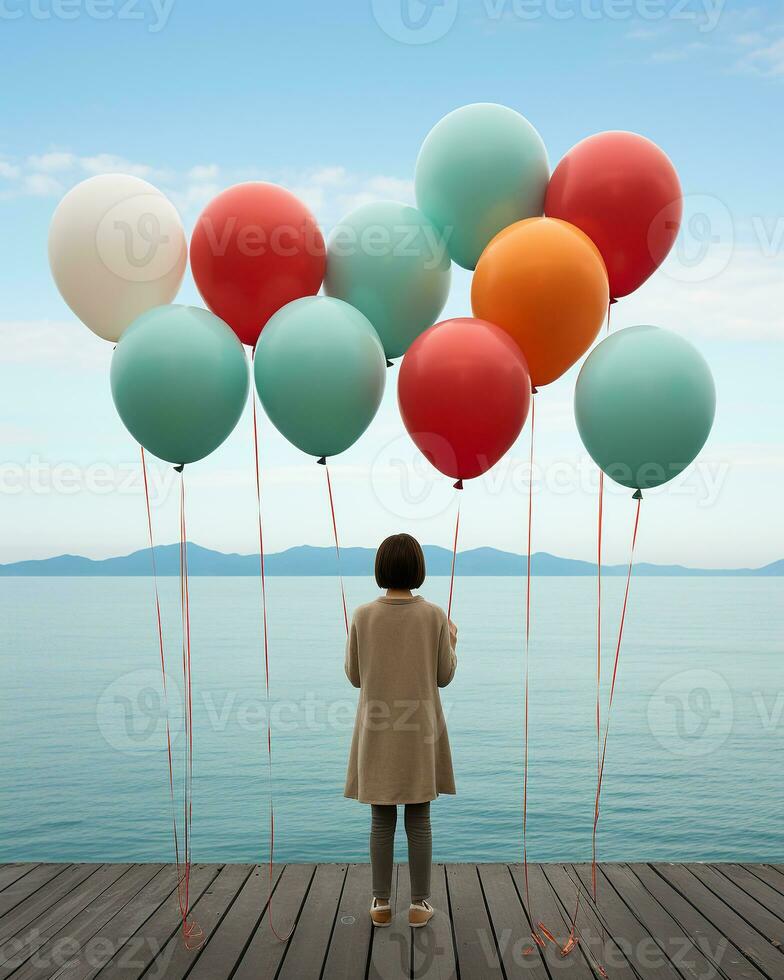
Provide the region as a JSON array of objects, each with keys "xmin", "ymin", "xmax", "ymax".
[{"xmin": 48, "ymin": 174, "xmax": 187, "ymax": 342}]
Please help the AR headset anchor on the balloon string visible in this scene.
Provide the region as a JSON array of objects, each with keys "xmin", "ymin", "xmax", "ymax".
[
  {"xmin": 178, "ymin": 474, "xmax": 203, "ymax": 951},
  {"xmin": 324, "ymin": 461, "xmax": 349, "ymax": 636},
  {"xmin": 591, "ymin": 494, "xmax": 642, "ymax": 901},
  {"xmin": 141, "ymin": 451, "xmax": 201, "ymax": 948},
  {"xmin": 521, "ymin": 396, "xmax": 545, "ymax": 951},
  {"xmin": 141, "ymin": 449, "xmax": 189, "ymax": 942},
  {"xmin": 596, "ymin": 473, "xmax": 604, "ymax": 793},
  {"xmin": 446, "ymin": 499, "xmax": 461, "ymax": 622},
  {"xmin": 252, "ymin": 398, "xmax": 295, "ymax": 942},
  {"xmin": 516, "ymin": 398, "xmax": 577, "ymax": 959}
]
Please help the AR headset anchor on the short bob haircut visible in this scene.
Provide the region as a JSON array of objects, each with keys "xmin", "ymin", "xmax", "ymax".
[{"xmin": 375, "ymin": 533, "xmax": 426, "ymax": 590}]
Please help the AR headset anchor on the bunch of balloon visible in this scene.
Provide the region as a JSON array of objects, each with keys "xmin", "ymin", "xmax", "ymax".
[
  {"xmin": 48, "ymin": 176, "xmax": 253, "ymax": 948},
  {"xmin": 408, "ymin": 105, "xmax": 709, "ymax": 965}
]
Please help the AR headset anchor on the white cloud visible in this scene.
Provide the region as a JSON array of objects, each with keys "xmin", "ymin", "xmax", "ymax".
[
  {"xmin": 736, "ymin": 35, "xmax": 784, "ymax": 77},
  {"xmin": 618, "ymin": 245, "xmax": 783, "ymax": 342},
  {"xmin": 0, "ymin": 160, "xmax": 21, "ymax": 179},
  {"xmin": 0, "ymin": 319, "xmax": 112, "ymax": 371},
  {"xmin": 78, "ymin": 153, "xmax": 156, "ymax": 178},
  {"xmin": 23, "ymin": 174, "xmax": 63, "ymax": 196},
  {"xmin": 649, "ymin": 41, "xmax": 708, "ymax": 63},
  {"xmin": 26, "ymin": 152, "xmax": 77, "ymax": 172},
  {"xmin": 187, "ymin": 163, "xmax": 220, "ymax": 181}
]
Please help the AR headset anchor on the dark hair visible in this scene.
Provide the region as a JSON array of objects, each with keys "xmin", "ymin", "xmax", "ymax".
[{"xmin": 375, "ymin": 533, "xmax": 426, "ymax": 590}]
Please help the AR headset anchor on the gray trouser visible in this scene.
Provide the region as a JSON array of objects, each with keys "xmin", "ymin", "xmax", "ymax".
[{"xmin": 370, "ymin": 802, "xmax": 431, "ymax": 903}]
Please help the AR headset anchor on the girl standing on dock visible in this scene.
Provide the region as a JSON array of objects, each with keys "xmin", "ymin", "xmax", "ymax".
[{"xmin": 344, "ymin": 533, "xmax": 458, "ymax": 929}]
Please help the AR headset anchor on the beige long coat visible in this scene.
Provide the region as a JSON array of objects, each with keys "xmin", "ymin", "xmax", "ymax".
[{"xmin": 344, "ymin": 596, "xmax": 457, "ymax": 805}]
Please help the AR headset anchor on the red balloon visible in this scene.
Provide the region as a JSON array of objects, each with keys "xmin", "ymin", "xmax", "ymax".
[
  {"xmin": 545, "ymin": 132, "xmax": 682, "ymax": 299},
  {"xmin": 398, "ymin": 318, "xmax": 531, "ymax": 483},
  {"xmin": 190, "ymin": 182, "xmax": 325, "ymax": 346}
]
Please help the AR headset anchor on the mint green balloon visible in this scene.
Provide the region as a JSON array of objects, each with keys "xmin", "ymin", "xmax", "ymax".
[
  {"xmin": 575, "ymin": 325, "xmax": 716, "ymax": 490},
  {"xmin": 111, "ymin": 305, "xmax": 249, "ymax": 464},
  {"xmin": 254, "ymin": 296, "xmax": 386, "ymax": 458},
  {"xmin": 415, "ymin": 103, "xmax": 549, "ymax": 271},
  {"xmin": 324, "ymin": 201, "xmax": 451, "ymax": 359}
]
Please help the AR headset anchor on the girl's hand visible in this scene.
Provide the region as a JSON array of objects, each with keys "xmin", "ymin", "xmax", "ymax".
[{"xmin": 448, "ymin": 619, "xmax": 458, "ymax": 646}]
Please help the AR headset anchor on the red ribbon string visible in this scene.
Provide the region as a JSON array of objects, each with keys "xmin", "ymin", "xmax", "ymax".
[
  {"xmin": 177, "ymin": 474, "xmax": 203, "ymax": 950},
  {"xmin": 596, "ymin": 473, "xmax": 604, "ymax": 792},
  {"xmin": 521, "ymin": 397, "xmax": 546, "ymax": 950},
  {"xmin": 252, "ymin": 398, "xmax": 294, "ymax": 942},
  {"xmin": 141, "ymin": 450, "xmax": 202, "ymax": 948},
  {"xmin": 323, "ymin": 460, "xmax": 349, "ymax": 636},
  {"xmin": 447, "ymin": 498, "xmax": 461, "ymax": 622},
  {"xmin": 519, "ymin": 398, "xmax": 577, "ymax": 958},
  {"xmin": 141, "ymin": 450, "xmax": 188, "ymax": 941},
  {"xmin": 591, "ymin": 494, "xmax": 642, "ymax": 899}
]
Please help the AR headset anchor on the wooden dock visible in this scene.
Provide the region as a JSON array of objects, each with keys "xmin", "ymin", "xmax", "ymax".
[{"xmin": 1, "ymin": 863, "xmax": 783, "ymax": 978}]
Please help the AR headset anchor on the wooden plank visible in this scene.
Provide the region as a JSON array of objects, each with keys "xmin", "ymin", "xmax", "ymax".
[
  {"xmin": 601, "ymin": 863, "xmax": 719, "ymax": 980},
  {"xmin": 46, "ymin": 865, "xmax": 186, "ymax": 980},
  {"xmin": 384, "ymin": 862, "xmax": 412, "ymax": 978},
  {"xmin": 136, "ymin": 864, "xmax": 253, "ymax": 980},
  {"xmin": 277, "ymin": 864, "xmax": 347, "ymax": 980},
  {"xmin": 233, "ymin": 864, "xmax": 315, "ymax": 980},
  {"xmin": 0, "ymin": 866, "xmax": 38, "ymax": 893},
  {"xmin": 3, "ymin": 862, "xmax": 782, "ymax": 980},
  {"xmin": 477, "ymin": 863, "xmax": 548, "ymax": 980},
  {"xmin": 0, "ymin": 865, "xmax": 72, "ymax": 918},
  {"xmin": 446, "ymin": 864, "xmax": 503, "ymax": 979},
  {"xmin": 9, "ymin": 864, "xmax": 162, "ymax": 980},
  {"xmin": 543, "ymin": 863, "xmax": 636, "ymax": 980},
  {"xmin": 571, "ymin": 863, "xmax": 682, "ymax": 980},
  {"xmin": 412, "ymin": 865, "xmax": 457, "ymax": 980},
  {"xmin": 0, "ymin": 865, "xmax": 101, "ymax": 945},
  {"xmin": 655, "ymin": 863, "xmax": 784, "ymax": 979},
  {"xmin": 368, "ymin": 864, "xmax": 400, "ymax": 980},
  {"xmin": 629, "ymin": 864, "xmax": 765, "ymax": 980},
  {"xmin": 91, "ymin": 864, "xmax": 221, "ymax": 980},
  {"xmin": 185, "ymin": 865, "xmax": 284, "ymax": 980},
  {"xmin": 687, "ymin": 865, "xmax": 784, "ymax": 943},
  {"xmin": 322, "ymin": 863, "xmax": 373, "ymax": 980},
  {"xmin": 0, "ymin": 864, "xmax": 133, "ymax": 980},
  {"xmin": 742, "ymin": 866, "xmax": 784, "ymax": 900},
  {"xmin": 509, "ymin": 864, "xmax": 595, "ymax": 978},
  {"xmin": 720, "ymin": 867, "xmax": 784, "ymax": 922}
]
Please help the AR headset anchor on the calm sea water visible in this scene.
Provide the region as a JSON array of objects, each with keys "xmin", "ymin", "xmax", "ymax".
[{"xmin": 1, "ymin": 576, "xmax": 781, "ymax": 864}]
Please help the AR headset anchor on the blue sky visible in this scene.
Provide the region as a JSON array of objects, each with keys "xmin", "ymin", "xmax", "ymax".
[{"xmin": 0, "ymin": 0, "xmax": 782, "ymax": 566}]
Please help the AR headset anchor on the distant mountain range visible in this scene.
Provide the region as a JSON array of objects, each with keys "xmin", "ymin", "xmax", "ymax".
[{"xmin": 0, "ymin": 544, "xmax": 780, "ymax": 577}]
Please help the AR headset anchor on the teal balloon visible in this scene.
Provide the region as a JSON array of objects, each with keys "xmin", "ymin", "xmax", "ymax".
[
  {"xmin": 254, "ymin": 296, "xmax": 386, "ymax": 458},
  {"xmin": 415, "ymin": 103, "xmax": 549, "ymax": 271},
  {"xmin": 111, "ymin": 305, "xmax": 249, "ymax": 464},
  {"xmin": 324, "ymin": 201, "xmax": 451, "ymax": 359},
  {"xmin": 575, "ymin": 325, "xmax": 716, "ymax": 490}
]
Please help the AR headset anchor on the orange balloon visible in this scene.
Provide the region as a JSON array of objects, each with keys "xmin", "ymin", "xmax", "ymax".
[{"xmin": 471, "ymin": 217, "xmax": 609, "ymax": 387}]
